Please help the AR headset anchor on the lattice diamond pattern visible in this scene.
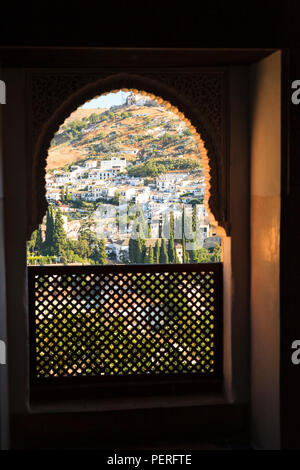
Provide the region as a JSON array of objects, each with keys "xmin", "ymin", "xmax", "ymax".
[{"xmin": 32, "ymin": 270, "xmax": 217, "ymax": 378}]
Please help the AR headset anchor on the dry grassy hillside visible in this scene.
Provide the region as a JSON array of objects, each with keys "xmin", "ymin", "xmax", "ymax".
[
  {"xmin": 63, "ymin": 107, "xmax": 107, "ymax": 125},
  {"xmin": 46, "ymin": 100, "xmax": 202, "ymax": 172},
  {"xmin": 47, "ymin": 144, "xmax": 89, "ymax": 170}
]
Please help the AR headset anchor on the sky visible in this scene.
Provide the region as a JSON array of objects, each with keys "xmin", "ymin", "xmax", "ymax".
[{"xmin": 81, "ymin": 90, "xmax": 131, "ymax": 109}]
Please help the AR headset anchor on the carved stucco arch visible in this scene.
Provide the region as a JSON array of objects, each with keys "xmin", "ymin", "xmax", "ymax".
[{"xmin": 30, "ymin": 72, "xmax": 228, "ymax": 238}]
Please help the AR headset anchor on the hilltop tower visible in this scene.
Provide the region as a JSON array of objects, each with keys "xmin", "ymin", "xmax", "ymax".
[{"xmin": 126, "ymin": 92, "xmax": 136, "ymax": 106}]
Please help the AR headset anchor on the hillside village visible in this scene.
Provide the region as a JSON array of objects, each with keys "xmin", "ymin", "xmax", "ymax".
[{"xmin": 28, "ymin": 92, "xmax": 221, "ymax": 265}]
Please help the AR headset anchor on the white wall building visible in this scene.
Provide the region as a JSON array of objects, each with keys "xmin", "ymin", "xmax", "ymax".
[
  {"xmin": 100, "ymin": 157, "xmax": 127, "ymax": 172},
  {"xmin": 84, "ymin": 160, "xmax": 98, "ymax": 169},
  {"xmin": 46, "ymin": 189, "xmax": 61, "ymax": 201}
]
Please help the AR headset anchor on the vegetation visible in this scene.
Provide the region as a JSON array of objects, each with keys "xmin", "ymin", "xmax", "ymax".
[
  {"xmin": 27, "ymin": 205, "xmax": 108, "ymax": 265},
  {"xmin": 128, "ymin": 157, "xmax": 201, "ymax": 178},
  {"xmin": 126, "ymin": 207, "xmax": 221, "ymax": 265}
]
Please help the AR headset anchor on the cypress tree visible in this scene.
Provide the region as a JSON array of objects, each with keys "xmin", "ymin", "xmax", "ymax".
[
  {"xmin": 137, "ymin": 237, "xmax": 146, "ymax": 263},
  {"xmin": 34, "ymin": 227, "xmax": 44, "ymax": 255},
  {"xmin": 167, "ymin": 233, "xmax": 176, "ymax": 263},
  {"xmin": 170, "ymin": 211, "xmax": 175, "ymax": 237},
  {"xmin": 154, "ymin": 240, "xmax": 160, "ymax": 264},
  {"xmin": 28, "ymin": 230, "xmax": 38, "ymax": 255},
  {"xmin": 192, "ymin": 204, "xmax": 197, "ymax": 233},
  {"xmin": 52, "ymin": 208, "xmax": 66, "ymax": 256},
  {"xmin": 129, "ymin": 237, "xmax": 138, "ymax": 264},
  {"xmin": 182, "ymin": 234, "xmax": 189, "ymax": 263},
  {"xmin": 182, "ymin": 205, "xmax": 186, "ymax": 239},
  {"xmin": 141, "ymin": 240, "xmax": 147, "ymax": 263},
  {"xmin": 145, "ymin": 245, "xmax": 154, "ymax": 264},
  {"xmin": 159, "ymin": 238, "xmax": 169, "ymax": 264},
  {"xmin": 189, "ymin": 241, "xmax": 198, "ymax": 263},
  {"xmin": 129, "ymin": 222, "xmax": 145, "ymax": 264},
  {"xmin": 98, "ymin": 239, "xmax": 107, "ymax": 265},
  {"xmin": 174, "ymin": 243, "xmax": 179, "ymax": 263},
  {"xmin": 45, "ymin": 207, "xmax": 54, "ymax": 254},
  {"xmin": 65, "ymin": 185, "xmax": 71, "ymax": 202},
  {"xmin": 60, "ymin": 187, "xmax": 65, "ymax": 202}
]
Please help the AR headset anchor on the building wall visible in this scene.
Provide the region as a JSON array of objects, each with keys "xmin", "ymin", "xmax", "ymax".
[
  {"xmin": 250, "ymin": 51, "xmax": 281, "ymax": 449},
  {"xmin": 2, "ymin": 69, "xmax": 29, "ymax": 420},
  {"xmin": 281, "ymin": 47, "xmax": 300, "ymax": 450},
  {"xmin": 225, "ymin": 66, "xmax": 251, "ymax": 404},
  {"xmin": 0, "ymin": 68, "xmax": 9, "ymax": 450},
  {"xmin": 0, "ymin": 57, "xmax": 272, "ymax": 448}
]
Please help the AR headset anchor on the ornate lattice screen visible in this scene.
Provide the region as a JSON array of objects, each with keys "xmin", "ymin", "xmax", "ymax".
[{"xmin": 29, "ymin": 264, "xmax": 222, "ymax": 385}]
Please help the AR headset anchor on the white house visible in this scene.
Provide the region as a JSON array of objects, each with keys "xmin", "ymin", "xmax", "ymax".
[
  {"xmin": 46, "ymin": 189, "xmax": 61, "ymax": 201},
  {"xmin": 55, "ymin": 173, "xmax": 71, "ymax": 184},
  {"xmin": 100, "ymin": 157, "xmax": 127, "ymax": 172},
  {"xmin": 84, "ymin": 160, "xmax": 98, "ymax": 169},
  {"xmin": 117, "ymin": 185, "xmax": 137, "ymax": 201}
]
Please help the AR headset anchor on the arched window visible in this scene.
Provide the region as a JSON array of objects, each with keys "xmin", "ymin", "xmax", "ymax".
[
  {"xmin": 27, "ymin": 89, "xmax": 223, "ymax": 266},
  {"xmin": 27, "ymin": 75, "xmax": 226, "ymax": 396}
]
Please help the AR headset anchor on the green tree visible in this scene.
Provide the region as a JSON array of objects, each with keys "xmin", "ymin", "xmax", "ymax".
[
  {"xmin": 45, "ymin": 207, "xmax": 54, "ymax": 254},
  {"xmin": 182, "ymin": 234, "xmax": 189, "ymax": 263},
  {"xmin": 192, "ymin": 204, "xmax": 197, "ymax": 233},
  {"xmin": 145, "ymin": 245, "xmax": 154, "ymax": 264},
  {"xmin": 97, "ymin": 239, "xmax": 108, "ymax": 265},
  {"xmin": 75, "ymin": 238, "xmax": 91, "ymax": 260},
  {"xmin": 159, "ymin": 238, "xmax": 169, "ymax": 264},
  {"xmin": 129, "ymin": 237, "xmax": 139, "ymax": 264},
  {"xmin": 89, "ymin": 113, "xmax": 98, "ymax": 123},
  {"xmin": 34, "ymin": 227, "xmax": 44, "ymax": 255},
  {"xmin": 52, "ymin": 208, "xmax": 66, "ymax": 256},
  {"xmin": 189, "ymin": 242, "xmax": 198, "ymax": 263},
  {"xmin": 27, "ymin": 230, "xmax": 37, "ymax": 256},
  {"xmin": 170, "ymin": 211, "xmax": 175, "ymax": 237},
  {"xmin": 65, "ymin": 185, "xmax": 71, "ymax": 202},
  {"xmin": 79, "ymin": 207, "xmax": 96, "ymax": 243},
  {"xmin": 154, "ymin": 240, "xmax": 160, "ymax": 264},
  {"xmin": 167, "ymin": 233, "xmax": 176, "ymax": 263},
  {"xmin": 197, "ymin": 247, "xmax": 210, "ymax": 263},
  {"xmin": 60, "ymin": 187, "xmax": 65, "ymax": 202},
  {"xmin": 211, "ymin": 243, "xmax": 222, "ymax": 262},
  {"xmin": 137, "ymin": 237, "xmax": 146, "ymax": 264},
  {"xmin": 181, "ymin": 206, "xmax": 190, "ymax": 263}
]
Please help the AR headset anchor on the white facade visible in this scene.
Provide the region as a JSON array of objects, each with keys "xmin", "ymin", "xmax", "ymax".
[
  {"xmin": 46, "ymin": 190, "xmax": 61, "ymax": 201},
  {"xmin": 156, "ymin": 180, "xmax": 176, "ymax": 191},
  {"xmin": 117, "ymin": 186, "xmax": 137, "ymax": 201},
  {"xmin": 100, "ymin": 157, "xmax": 127, "ymax": 171},
  {"xmin": 84, "ymin": 160, "xmax": 98, "ymax": 169}
]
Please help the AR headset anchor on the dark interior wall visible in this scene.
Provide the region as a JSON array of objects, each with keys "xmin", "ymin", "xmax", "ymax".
[
  {"xmin": 250, "ymin": 52, "xmax": 281, "ymax": 449},
  {"xmin": 0, "ymin": 56, "xmax": 253, "ymax": 448},
  {"xmin": 2, "ymin": 69, "xmax": 29, "ymax": 419},
  {"xmin": 230, "ymin": 67, "xmax": 251, "ymax": 402},
  {"xmin": 0, "ymin": 2, "xmax": 287, "ymax": 48},
  {"xmin": 1, "ymin": 2, "xmax": 300, "ymax": 449},
  {"xmin": 223, "ymin": 67, "xmax": 250, "ymax": 403},
  {"xmin": 280, "ymin": 48, "xmax": 300, "ymax": 449},
  {"xmin": 0, "ymin": 68, "xmax": 9, "ymax": 450}
]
